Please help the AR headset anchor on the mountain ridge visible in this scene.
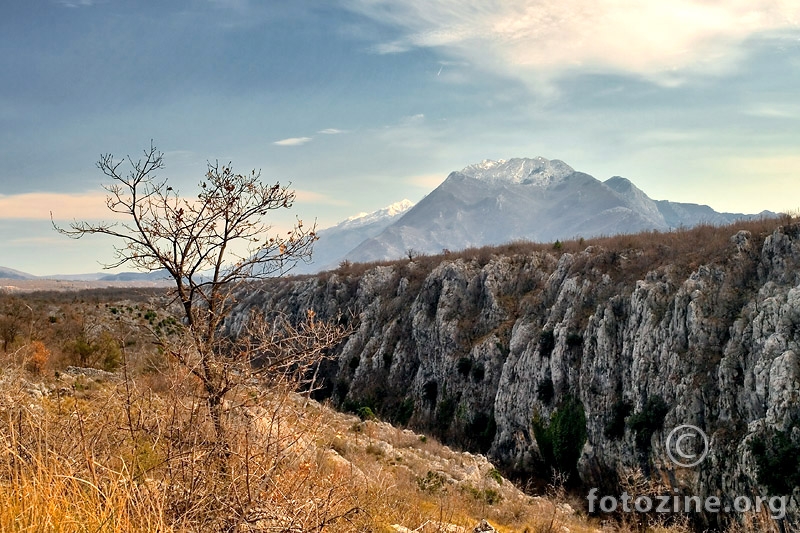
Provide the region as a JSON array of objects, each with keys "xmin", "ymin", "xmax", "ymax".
[
  {"xmin": 341, "ymin": 157, "xmax": 775, "ymax": 266},
  {"xmin": 293, "ymin": 199, "xmax": 415, "ymax": 274},
  {"xmin": 0, "ymin": 266, "xmax": 37, "ymax": 280}
]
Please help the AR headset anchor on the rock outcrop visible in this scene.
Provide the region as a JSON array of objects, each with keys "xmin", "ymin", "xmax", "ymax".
[{"xmin": 227, "ymin": 222, "xmax": 800, "ymax": 527}]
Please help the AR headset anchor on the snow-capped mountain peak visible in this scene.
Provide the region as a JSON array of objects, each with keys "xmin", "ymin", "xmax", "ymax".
[
  {"xmin": 292, "ymin": 199, "xmax": 416, "ymax": 273},
  {"xmin": 339, "ymin": 199, "xmax": 414, "ymax": 229},
  {"xmin": 458, "ymin": 157, "xmax": 575, "ymax": 186}
]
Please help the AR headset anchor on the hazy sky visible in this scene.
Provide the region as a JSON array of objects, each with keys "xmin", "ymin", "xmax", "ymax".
[{"xmin": 2, "ymin": 1, "xmax": 800, "ymax": 275}]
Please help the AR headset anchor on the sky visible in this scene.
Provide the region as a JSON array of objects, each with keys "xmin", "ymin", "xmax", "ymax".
[{"xmin": 2, "ymin": 0, "xmax": 800, "ymax": 275}]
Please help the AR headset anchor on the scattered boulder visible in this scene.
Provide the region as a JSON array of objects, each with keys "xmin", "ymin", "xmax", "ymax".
[{"xmin": 472, "ymin": 519, "xmax": 496, "ymax": 532}]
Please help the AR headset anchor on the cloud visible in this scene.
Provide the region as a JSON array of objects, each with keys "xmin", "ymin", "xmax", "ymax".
[
  {"xmin": 635, "ymin": 129, "xmax": 705, "ymax": 145},
  {"xmin": 208, "ymin": 0, "xmax": 249, "ymax": 8},
  {"xmin": 744, "ymin": 104, "xmax": 800, "ymax": 119},
  {"xmin": 8, "ymin": 236, "xmax": 67, "ymax": 246},
  {"xmin": 0, "ymin": 192, "xmax": 124, "ymax": 220},
  {"xmin": 407, "ymin": 172, "xmax": 447, "ymax": 189},
  {"xmin": 317, "ymin": 128, "xmax": 345, "ymax": 135},
  {"xmin": 273, "ymin": 137, "xmax": 313, "ymax": 146},
  {"xmin": 57, "ymin": 0, "xmax": 96, "ymax": 7},
  {"xmin": 344, "ymin": 0, "xmax": 800, "ymax": 85},
  {"xmin": 378, "ymin": 113, "xmax": 437, "ymax": 150},
  {"xmin": 294, "ymin": 190, "xmax": 350, "ymax": 206}
]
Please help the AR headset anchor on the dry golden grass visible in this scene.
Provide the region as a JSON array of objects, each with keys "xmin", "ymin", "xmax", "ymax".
[
  {"xmin": 0, "ymin": 358, "xmax": 599, "ymax": 532},
  {"xmin": 318, "ymin": 215, "xmax": 793, "ymax": 285},
  {"xmin": 0, "ymin": 354, "xmax": 792, "ymax": 532}
]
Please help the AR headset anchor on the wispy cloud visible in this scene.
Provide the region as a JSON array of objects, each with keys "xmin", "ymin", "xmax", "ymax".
[
  {"xmin": 207, "ymin": 0, "xmax": 249, "ymax": 9},
  {"xmin": 273, "ymin": 136, "xmax": 313, "ymax": 146},
  {"xmin": 0, "ymin": 192, "xmax": 124, "ymax": 220},
  {"xmin": 8, "ymin": 236, "xmax": 67, "ymax": 246},
  {"xmin": 375, "ymin": 113, "xmax": 445, "ymax": 152},
  {"xmin": 57, "ymin": 0, "xmax": 96, "ymax": 7},
  {"xmin": 294, "ymin": 190, "xmax": 349, "ymax": 206},
  {"xmin": 317, "ymin": 128, "xmax": 345, "ymax": 135},
  {"xmin": 345, "ymin": 0, "xmax": 800, "ymax": 85},
  {"xmin": 744, "ymin": 104, "xmax": 800, "ymax": 119},
  {"xmin": 407, "ymin": 172, "xmax": 447, "ymax": 189}
]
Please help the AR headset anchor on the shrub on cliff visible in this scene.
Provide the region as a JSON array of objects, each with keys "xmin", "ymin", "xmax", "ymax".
[
  {"xmin": 532, "ymin": 395, "xmax": 587, "ymax": 481},
  {"xmin": 627, "ymin": 395, "xmax": 669, "ymax": 452},
  {"xmin": 751, "ymin": 426, "xmax": 800, "ymax": 494}
]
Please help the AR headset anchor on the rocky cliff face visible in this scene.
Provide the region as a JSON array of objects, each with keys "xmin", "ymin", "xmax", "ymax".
[{"xmin": 227, "ymin": 222, "xmax": 800, "ymax": 526}]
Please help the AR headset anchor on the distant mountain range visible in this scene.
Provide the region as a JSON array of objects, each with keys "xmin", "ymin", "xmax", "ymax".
[
  {"xmin": 0, "ymin": 266, "xmax": 170, "ymax": 283},
  {"xmin": 336, "ymin": 157, "xmax": 774, "ymax": 266},
  {"xmin": 2, "ymin": 157, "xmax": 776, "ymax": 280}
]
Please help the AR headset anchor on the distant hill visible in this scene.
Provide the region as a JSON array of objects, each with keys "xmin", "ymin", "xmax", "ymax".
[
  {"xmin": 99, "ymin": 269, "xmax": 171, "ymax": 282},
  {"xmin": 0, "ymin": 266, "xmax": 37, "ymax": 280},
  {"xmin": 0, "ymin": 267, "xmax": 171, "ymax": 282},
  {"xmin": 44, "ymin": 273, "xmax": 107, "ymax": 281}
]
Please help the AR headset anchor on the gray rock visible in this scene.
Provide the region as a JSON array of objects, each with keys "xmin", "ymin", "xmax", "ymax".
[
  {"xmin": 228, "ymin": 224, "xmax": 800, "ymax": 526},
  {"xmin": 472, "ymin": 519, "xmax": 496, "ymax": 532}
]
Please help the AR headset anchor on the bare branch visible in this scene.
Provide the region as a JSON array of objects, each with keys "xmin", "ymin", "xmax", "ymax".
[{"xmin": 54, "ymin": 143, "xmax": 350, "ymax": 442}]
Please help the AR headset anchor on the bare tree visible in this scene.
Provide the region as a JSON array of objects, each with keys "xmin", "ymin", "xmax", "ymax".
[
  {"xmin": 54, "ymin": 143, "xmax": 345, "ymax": 438},
  {"xmin": 0, "ymin": 297, "xmax": 26, "ymax": 353}
]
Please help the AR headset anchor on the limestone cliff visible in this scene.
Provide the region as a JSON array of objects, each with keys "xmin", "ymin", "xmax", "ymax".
[{"xmin": 227, "ymin": 221, "xmax": 800, "ymax": 526}]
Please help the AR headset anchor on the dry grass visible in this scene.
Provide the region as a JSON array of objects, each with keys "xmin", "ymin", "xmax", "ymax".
[
  {"xmin": 0, "ymin": 358, "xmax": 604, "ymax": 532},
  {"xmin": 1, "ymin": 349, "xmax": 794, "ymax": 532},
  {"xmin": 321, "ymin": 215, "xmax": 791, "ymax": 281}
]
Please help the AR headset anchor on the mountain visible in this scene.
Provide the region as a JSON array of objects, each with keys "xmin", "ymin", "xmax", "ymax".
[
  {"xmin": 293, "ymin": 199, "xmax": 414, "ymax": 274},
  {"xmin": 0, "ymin": 266, "xmax": 36, "ymax": 280},
  {"xmin": 99, "ymin": 269, "xmax": 171, "ymax": 282},
  {"xmin": 45, "ymin": 273, "xmax": 108, "ymax": 281},
  {"xmin": 343, "ymin": 157, "xmax": 774, "ymax": 264},
  {"xmin": 0, "ymin": 265, "xmax": 173, "ymax": 285}
]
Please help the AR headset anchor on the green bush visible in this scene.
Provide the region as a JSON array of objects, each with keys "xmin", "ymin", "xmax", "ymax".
[
  {"xmin": 417, "ymin": 471, "xmax": 447, "ymax": 494},
  {"xmin": 627, "ymin": 396, "xmax": 669, "ymax": 452},
  {"xmin": 462, "ymin": 484, "xmax": 502, "ymax": 505},
  {"xmin": 751, "ymin": 426, "xmax": 800, "ymax": 494},
  {"xmin": 436, "ymin": 396, "xmax": 458, "ymax": 430},
  {"xmin": 63, "ymin": 331, "xmax": 122, "ymax": 371},
  {"xmin": 356, "ymin": 406, "xmax": 376, "ymax": 421},
  {"xmin": 392, "ymin": 398, "xmax": 415, "ymax": 426},
  {"xmin": 531, "ymin": 395, "xmax": 587, "ymax": 481},
  {"xmin": 495, "ymin": 341, "xmax": 510, "ymax": 358},
  {"xmin": 539, "ymin": 330, "xmax": 555, "ymax": 357},
  {"xmin": 486, "ymin": 468, "xmax": 503, "ymax": 485}
]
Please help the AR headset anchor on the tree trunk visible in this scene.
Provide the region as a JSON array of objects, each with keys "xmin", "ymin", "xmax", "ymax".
[{"xmin": 207, "ymin": 392, "xmax": 226, "ymax": 442}]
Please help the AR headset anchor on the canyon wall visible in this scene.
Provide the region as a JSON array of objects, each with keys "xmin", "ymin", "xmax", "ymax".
[{"xmin": 227, "ymin": 224, "xmax": 800, "ymax": 525}]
